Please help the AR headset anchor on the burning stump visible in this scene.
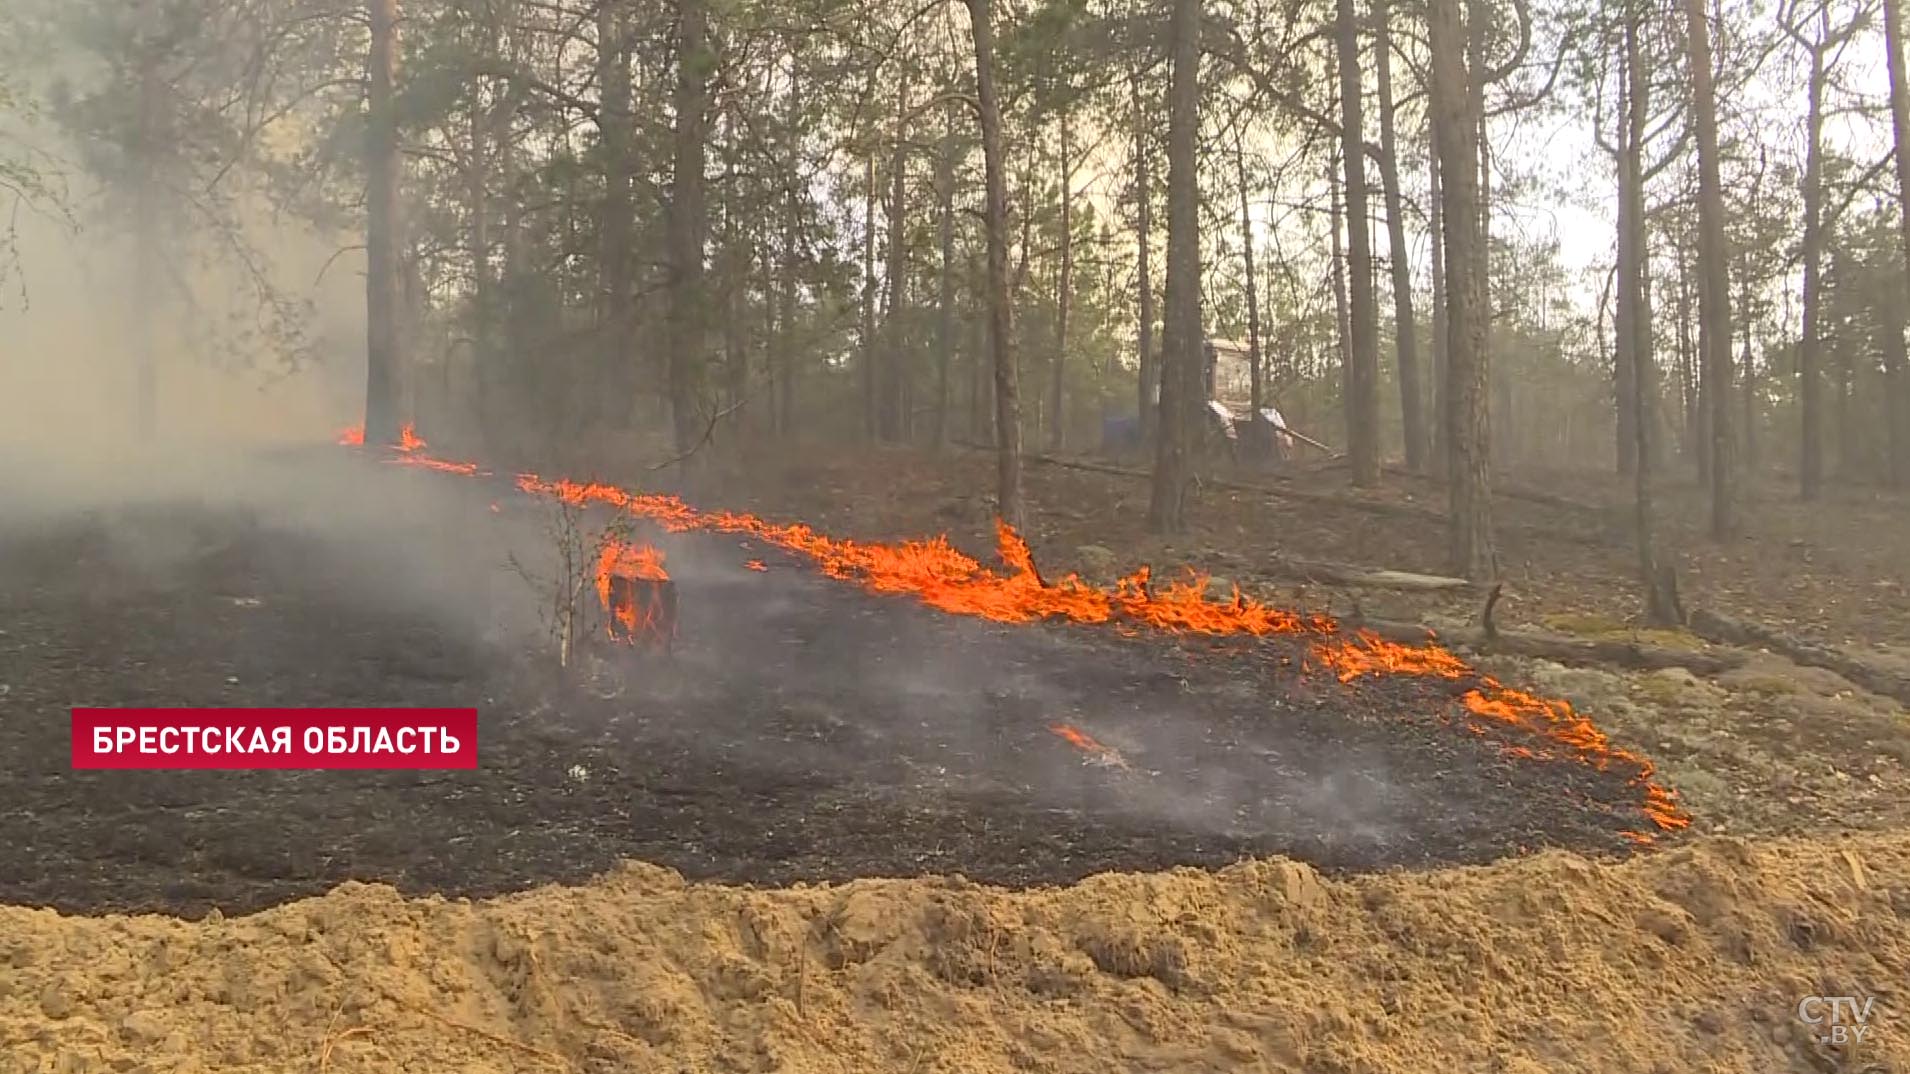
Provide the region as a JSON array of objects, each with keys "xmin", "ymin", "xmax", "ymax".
[{"xmin": 597, "ymin": 539, "xmax": 678, "ymax": 652}]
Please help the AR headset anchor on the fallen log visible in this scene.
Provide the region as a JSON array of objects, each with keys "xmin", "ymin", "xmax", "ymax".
[
  {"xmin": 1294, "ymin": 458, "xmax": 1614, "ymax": 514},
  {"xmin": 967, "ymin": 444, "xmax": 1611, "ymax": 548},
  {"xmin": 1354, "ymin": 618, "xmax": 1747, "ymax": 676},
  {"xmin": 1265, "ymin": 555, "xmax": 1475, "ymax": 592},
  {"xmin": 1687, "ymin": 608, "xmax": 1910, "ymax": 708}
]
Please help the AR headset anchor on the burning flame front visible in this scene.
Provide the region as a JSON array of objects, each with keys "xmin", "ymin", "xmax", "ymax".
[{"xmin": 340, "ymin": 424, "xmax": 1692, "ymax": 843}]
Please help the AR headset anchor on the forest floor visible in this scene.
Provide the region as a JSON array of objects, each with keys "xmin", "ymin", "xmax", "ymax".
[
  {"xmin": 1, "ymin": 438, "xmax": 1907, "ymax": 1073},
  {"xmin": 679, "ymin": 441, "xmax": 1910, "ymax": 846}
]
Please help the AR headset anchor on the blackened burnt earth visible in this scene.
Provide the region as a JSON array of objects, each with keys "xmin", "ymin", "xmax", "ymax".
[{"xmin": 0, "ymin": 501, "xmax": 1663, "ymax": 917}]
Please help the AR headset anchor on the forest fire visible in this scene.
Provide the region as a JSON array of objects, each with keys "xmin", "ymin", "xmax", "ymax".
[
  {"xmin": 595, "ymin": 539, "xmax": 676, "ymax": 647},
  {"xmin": 343, "ymin": 430, "xmax": 1690, "ymax": 840}
]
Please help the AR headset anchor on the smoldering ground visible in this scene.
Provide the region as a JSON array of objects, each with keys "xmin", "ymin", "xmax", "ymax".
[
  {"xmin": 0, "ymin": 188, "xmax": 1657, "ymax": 916},
  {"xmin": 0, "ymin": 426, "xmax": 1667, "ymax": 917}
]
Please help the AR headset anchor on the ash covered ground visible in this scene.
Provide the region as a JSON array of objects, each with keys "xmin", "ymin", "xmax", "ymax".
[{"xmin": 0, "ymin": 451, "xmax": 1665, "ymax": 917}]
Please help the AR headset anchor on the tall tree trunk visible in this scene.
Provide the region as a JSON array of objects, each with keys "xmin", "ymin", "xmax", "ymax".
[
  {"xmin": 1616, "ymin": 15, "xmax": 1674, "ymax": 623},
  {"xmin": 969, "ymin": 250, "xmax": 990, "ymax": 443},
  {"xmin": 364, "ymin": 0, "xmax": 404, "ymax": 447},
  {"xmin": 667, "ymin": 0, "xmax": 709, "ymax": 455},
  {"xmin": 1234, "ymin": 131, "xmax": 1263, "ymax": 416},
  {"xmin": 1684, "ymin": 0, "xmax": 1735, "ymax": 535},
  {"xmin": 965, "ymin": 0, "xmax": 1024, "ymax": 529},
  {"xmin": 1428, "ymin": 144, "xmax": 1448, "ymax": 475},
  {"xmin": 467, "ymin": 87, "xmax": 491, "ymax": 359},
  {"xmin": 1375, "ymin": 0, "xmax": 1426, "ymax": 471},
  {"xmin": 1337, "ymin": 0, "xmax": 1381, "ymax": 486},
  {"xmin": 1133, "ymin": 76, "xmax": 1158, "ymax": 444},
  {"xmin": 861, "ymin": 155, "xmax": 878, "ymax": 440},
  {"xmin": 1798, "ymin": 14, "xmax": 1828, "ymax": 500},
  {"xmin": 1836, "ymin": 344, "xmax": 1855, "ymax": 476},
  {"xmin": 776, "ymin": 54, "xmax": 801, "ymax": 437},
  {"xmin": 1739, "ymin": 264, "xmax": 1757, "ymax": 467},
  {"xmin": 1885, "ymin": 0, "xmax": 1910, "ymax": 486},
  {"xmin": 1612, "ymin": 9, "xmax": 1644, "ymax": 476},
  {"xmin": 934, "ymin": 103, "xmax": 957, "ymax": 450},
  {"xmin": 882, "ymin": 79, "xmax": 910, "ymax": 442},
  {"xmin": 597, "ymin": 0, "xmax": 633, "ymax": 426},
  {"xmin": 1468, "ymin": 0, "xmax": 1491, "ymax": 368},
  {"xmin": 758, "ymin": 241, "xmax": 775, "ymax": 437},
  {"xmin": 1673, "ymin": 246, "xmax": 1699, "ymax": 473},
  {"xmin": 1148, "ymin": 0, "xmax": 1203, "ymax": 533},
  {"xmin": 719, "ymin": 112, "xmax": 746, "ymax": 415},
  {"xmin": 1431, "ymin": 0, "xmax": 1495, "ymax": 580},
  {"xmin": 1330, "ymin": 157, "xmax": 1350, "ymax": 401},
  {"xmin": 1050, "ymin": 100, "xmax": 1072, "ymax": 450}
]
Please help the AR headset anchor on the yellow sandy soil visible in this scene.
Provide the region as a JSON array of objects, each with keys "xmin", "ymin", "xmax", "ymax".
[{"xmin": 2, "ymin": 833, "xmax": 1906, "ymax": 1074}]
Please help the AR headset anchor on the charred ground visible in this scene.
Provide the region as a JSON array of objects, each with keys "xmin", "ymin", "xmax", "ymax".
[{"xmin": 0, "ymin": 475, "xmax": 1664, "ymax": 918}]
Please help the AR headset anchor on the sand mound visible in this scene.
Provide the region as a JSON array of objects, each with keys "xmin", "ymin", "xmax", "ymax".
[{"xmin": 2, "ymin": 835, "xmax": 1906, "ymax": 1074}]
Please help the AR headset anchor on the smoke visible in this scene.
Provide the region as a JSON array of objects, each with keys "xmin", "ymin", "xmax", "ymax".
[
  {"xmin": 0, "ymin": 165, "xmax": 1408, "ymax": 856},
  {"xmin": 0, "ymin": 174, "xmax": 551, "ymax": 647}
]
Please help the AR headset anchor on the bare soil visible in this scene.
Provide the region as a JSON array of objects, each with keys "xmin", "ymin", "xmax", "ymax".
[{"xmin": 1, "ymin": 831, "xmax": 1905, "ymax": 1074}]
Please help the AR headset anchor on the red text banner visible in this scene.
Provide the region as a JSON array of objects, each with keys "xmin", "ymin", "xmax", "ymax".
[{"xmin": 70, "ymin": 708, "xmax": 478, "ymax": 770}]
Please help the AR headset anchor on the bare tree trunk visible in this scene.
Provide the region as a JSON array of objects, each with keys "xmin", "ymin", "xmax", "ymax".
[
  {"xmin": 934, "ymin": 103, "xmax": 957, "ymax": 450},
  {"xmin": 969, "ymin": 250, "xmax": 990, "ymax": 443},
  {"xmin": 1886, "ymin": 0, "xmax": 1910, "ymax": 486},
  {"xmin": 364, "ymin": 0, "xmax": 404, "ymax": 447},
  {"xmin": 667, "ymin": 0, "xmax": 708, "ymax": 455},
  {"xmin": 1685, "ymin": 0, "xmax": 1734, "ymax": 535},
  {"xmin": 1468, "ymin": 0, "xmax": 1491, "ymax": 365},
  {"xmin": 1616, "ymin": 14, "xmax": 1675, "ymax": 624},
  {"xmin": 1428, "ymin": 144, "xmax": 1448, "ymax": 476},
  {"xmin": 1050, "ymin": 100, "xmax": 1072, "ymax": 450},
  {"xmin": 882, "ymin": 79, "xmax": 910, "ymax": 442},
  {"xmin": 1133, "ymin": 76, "xmax": 1158, "ymax": 444},
  {"xmin": 752, "ymin": 242, "xmax": 767, "ymax": 435},
  {"xmin": 1148, "ymin": 0, "xmax": 1203, "ymax": 533},
  {"xmin": 776, "ymin": 55, "xmax": 801, "ymax": 437},
  {"xmin": 1375, "ymin": 0, "xmax": 1426, "ymax": 471},
  {"xmin": 720, "ymin": 112, "xmax": 746, "ymax": 417},
  {"xmin": 1675, "ymin": 245, "xmax": 1703, "ymax": 475},
  {"xmin": 966, "ymin": 0, "xmax": 1024, "ymax": 529},
  {"xmin": 1739, "ymin": 263, "xmax": 1757, "ymax": 468},
  {"xmin": 1431, "ymin": 0, "xmax": 1495, "ymax": 580},
  {"xmin": 1837, "ymin": 344, "xmax": 1855, "ymax": 476},
  {"xmin": 1234, "ymin": 131, "xmax": 1263, "ymax": 416},
  {"xmin": 860, "ymin": 155, "xmax": 878, "ymax": 440},
  {"xmin": 1612, "ymin": 5, "xmax": 1645, "ymax": 478},
  {"xmin": 1797, "ymin": 12, "xmax": 1828, "ymax": 500},
  {"xmin": 1330, "ymin": 157, "xmax": 1350, "ymax": 399},
  {"xmin": 466, "ymin": 87, "xmax": 492, "ymax": 362},
  {"xmin": 596, "ymin": 0, "xmax": 633, "ymax": 426},
  {"xmin": 1337, "ymin": 0, "xmax": 1381, "ymax": 486}
]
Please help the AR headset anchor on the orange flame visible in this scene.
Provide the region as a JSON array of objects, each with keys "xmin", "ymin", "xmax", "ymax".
[
  {"xmin": 744, "ymin": 560, "xmax": 768, "ymax": 571},
  {"xmin": 595, "ymin": 538, "xmax": 671, "ymax": 642},
  {"xmin": 337, "ymin": 425, "xmax": 365, "ymax": 446},
  {"xmin": 348, "ymin": 433, "xmax": 1691, "ymax": 839},
  {"xmin": 1049, "ymin": 724, "xmax": 1130, "ymax": 769}
]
